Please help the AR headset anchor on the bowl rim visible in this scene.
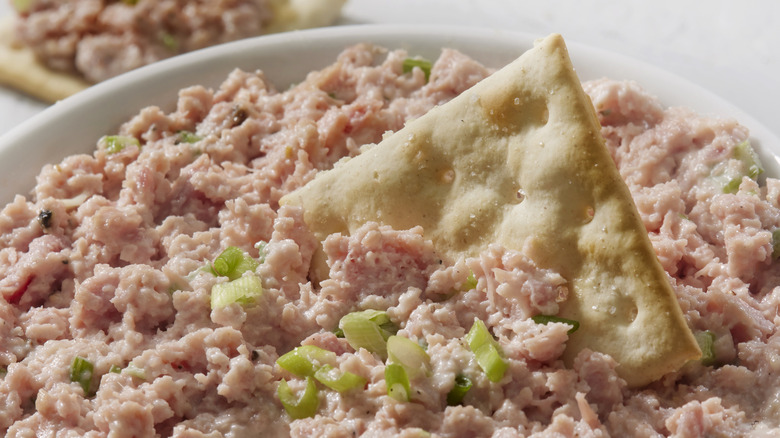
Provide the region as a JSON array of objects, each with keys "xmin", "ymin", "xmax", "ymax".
[{"xmin": 1, "ymin": 23, "xmax": 778, "ymax": 204}]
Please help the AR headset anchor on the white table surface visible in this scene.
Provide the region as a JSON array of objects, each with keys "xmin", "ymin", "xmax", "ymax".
[{"xmin": 1, "ymin": 0, "xmax": 778, "ymax": 140}]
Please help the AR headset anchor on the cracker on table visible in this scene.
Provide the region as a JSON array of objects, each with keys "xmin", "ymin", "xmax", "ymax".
[
  {"xmin": 0, "ymin": 16, "xmax": 90, "ymax": 103},
  {"xmin": 0, "ymin": 0, "xmax": 346, "ymax": 103}
]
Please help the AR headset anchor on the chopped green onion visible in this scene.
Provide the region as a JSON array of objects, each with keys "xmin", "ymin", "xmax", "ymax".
[
  {"xmin": 402, "ymin": 58, "xmax": 432, "ymax": 82},
  {"xmin": 121, "ymin": 0, "xmax": 138, "ymax": 4},
  {"xmin": 461, "ymin": 272, "xmax": 478, "ymax": 291},
  {"xmin": 464, "ymin": 319, "xmax": 494, "ymax": 351},
  {"xmin": 384, "ymin": 363, "xmax": 410, "ymax": 402},
  {"xmin": 254, "ymin": 241, "xmax": 268, "ymax": 263},
  {"xmin": 209, "ymin": 246, "xmax": 260, "ymax": 281},
  {"xmin": 531, "ymin": 315, "xmax": 580, "ymax": 334},
  {"xmin": 338, "ymin": 310, "xmax": 397, "ymax": 358},
  {"xmin": 108, "ymin": 364, "xmax": 122, "ymax": 374},
  {"xmin": 177, "ymin": 131, "xmax": 202, "ymax": 144},
  {"xmin": 386, "ymin": 335, "xmax": 431, "ymax": 379},
  {"xmin": 722, "ymin": 178, "xmax": 742, "ymax": 194},
  {"xmin": 11, "ymin": 0, "xmax": 32, "ymax": 13},
  {"xmin": 161, "ymin": 33, "xmax": 178, "ymax": 52},
  {"xmin": 772, "ymin": 229, "xmax": 780, "ymax": 259},
  {"xmin": 69, "ymin": 356, "xmax": 94, "ymax": 395},
  {"xmin": 314, "ymin": 365, "xmax": 367, "ymax": 392},
  {"xmin": 278, "ymin": 377, "xmax": 319, "ymax": 419},
  {"xmin": 465, "ymin": 319, "xmax": 507, "ymax": 383},
  {"xmin": 210, "ymin": 274, "xmax": 263, "ymax": 309},
  {"xmin": 695, "ymin": 330, "xmax": 717, "ymax": 366},
  {"xmin": 277, "ymin": 345, "xmax": 337, "ymax": 377},
  {"xmin": 356, "ymin": 309, "xmax": 398, "ymax": 335},
  {"xmin": 733, "ymin": 140, "xmax": 764, "ymax": 179},
  {"xmin": 446, "ymin": 374, "xmax": 472, "ymax": 406},
  {"xmin": 100, "ymin": 135, "xmax": 139, "ymax": 154},
  {"xmin": 473, "ymin": 342, "xmax": 506, "ymax": 383},
  {"xmin": 123, "ymin": 363, "xmax": 147, "ymax": 380},
  {"xmin": 340, "ymin": 316, "xmax": 388, "ymax": 358},
  {"xmin": 708, "ymin": 140, "xmax": 765, "ymax": 194}
]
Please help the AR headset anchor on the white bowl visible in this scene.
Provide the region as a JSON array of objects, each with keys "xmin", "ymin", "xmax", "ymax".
[{"xmin": 1, "ymin": 24, "xmax": 778, "ymax": 205}]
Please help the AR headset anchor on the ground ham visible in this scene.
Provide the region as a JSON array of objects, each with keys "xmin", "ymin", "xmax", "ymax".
[
  {"xmin": 1, "ymin": 44, "xmax": 779, "ymax": 437},
  {"xmin": 13, "ymin": 0, "xmax": 274, "ymax": 83}
]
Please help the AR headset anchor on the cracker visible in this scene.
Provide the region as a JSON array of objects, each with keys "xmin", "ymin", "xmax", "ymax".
[
  {"xmin": 280, "ymin": 34, "xmax": 702, "ymax": 387},
  {"xmin": 0, "ymin": 16, "xmax": 90, "ymax": 103},
  {"xmin": 267, "ymin": 0, "xmax": 347, "ymax": 33},
  {"xmin": 0, "ymin": 0, "xmax": 345, "ymax": 103}
]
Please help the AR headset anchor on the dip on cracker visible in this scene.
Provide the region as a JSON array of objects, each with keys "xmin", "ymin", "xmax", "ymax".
[{"xmin": 0, "ymin": 0, "xmax": 345, "ymax": 102}]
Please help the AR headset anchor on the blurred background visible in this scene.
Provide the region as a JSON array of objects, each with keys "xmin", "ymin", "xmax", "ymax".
[{"xmin": 1, "ymin": 0, "xmax": 777, "ymax": 139}]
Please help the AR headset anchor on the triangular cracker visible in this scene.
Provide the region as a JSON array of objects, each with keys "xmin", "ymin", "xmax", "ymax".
[{"xmin": 280, "ymin": 34, "xmax": 701, "ymax": 387}]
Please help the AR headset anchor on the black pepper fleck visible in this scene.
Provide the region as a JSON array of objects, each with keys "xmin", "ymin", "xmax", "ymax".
[
  {"xmin": 37, "ymin": 209, "xmax": 53, "ymax": 229},
  {"xmin": 231, "ymin": 106, "xmax": 249, "ymax": 127}
]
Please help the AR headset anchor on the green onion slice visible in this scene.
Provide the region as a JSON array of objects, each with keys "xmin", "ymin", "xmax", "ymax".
[
  {"xmin": 446, "ymin": 374, "xmax": 472, "ymax": 406},
  {"xmin": 384, "ymin": 363, "xmax": 410, "ymax": 402},
  {"xmin": 338, "ymin": 310, "xmax": 397, "ymax": 358},
  {"xmin": 707, "ymin": 139, "xmax": 765, "ymax": 194},
  {"xmin": 402, "ymin": 58, "xmax": 432, "ymax": 82},
  {"xmin": 161, "ymin": 33, "xmax": 178, "ymax": 51},
  {"xmin": 461, "ymin": 272, "xmax": 478, "ymax": 291},
  {"xmin": 277, "ymin": 345, "xmax": 337, "ymax": 377},
  {"xmin": 108, "ymin": 364, "xmax": 122, "ymax": 374},
  {"xmin": 100, "ymin": 135, "xmax": 139, "ymax": 154},
  {"xmin": 531, "ymin": 315, "xmax": 580, "ymax": 334},
  {"xmin": 359, "ymin": 309, "xmax": 398, "ymax": 334},
  {"xmin": 11, "ymin": 0, "xmax": 32, "ymax": 13},
  {"xmin": 69, "ymin": 356, "xmax": 94, "ymax": 395},
  {"xmin": 772, "ymin": 229, "xmax": 780, "ymax": 260},
  {"xmin": 123, "ymin": 362, "xmax": 147, "ymax": 380},
  {"xmin": 695, "ymin": 330, "xmax": 717, "ymax": 366},
  {"xmin": 314, "ymin": 364, "xmax": 367, "ymax": 392},
  {"xmin": 474, "ymin": 342, "xmax": 506, "ymax": 383},
  {"xmin": 209, "ymin": 246, "xmax": 260, "ymax": 281},
  {"xmin": 177, "ymin": 131, "xmax": 202, "ymax": 144},
  {"xmin": 210, "ymin": 274, "xmax": 263, "ymax": 309},
  {"xmin": 733, "ymin": 140, "xmax": 764, "ymax": 179},
  {"xmin": 278, "ymin": 377, "xmax": 319, "ymax": 419},
  {"xmin": 254, "ymin": 241, "xmax": 268, "ymax": 263},
  {"xmin": 465, "ymin": 319, "xmax": 507, "ymax": 383},
  {"xmin": 386, "ymin": 335, "xmax": 431, "ymax": 379},
  {"xmin": 722, "ymin": 178, "xmax": 742, "ymax": 194}
]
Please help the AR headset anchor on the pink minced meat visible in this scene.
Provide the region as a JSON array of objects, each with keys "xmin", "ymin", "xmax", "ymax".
[
  {"xmin": 1, "ymin": 44, "xmax": 779, "ymax": 436},
  {"xmin": 13, "ymin": 0, "xmax": 274, "ymax": 82}
]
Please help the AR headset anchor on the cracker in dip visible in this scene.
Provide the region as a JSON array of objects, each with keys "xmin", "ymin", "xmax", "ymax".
[
  {"xmin": 280, "ymin": 33, "xmax": 701, "ymax": 388},
  {"xmin": 0, "ymin": 0, "xmax": 346, "ymax": 102},
  {"xmin": 1, "ymin": 35, "xmax": 779, "ymax": 436}
]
